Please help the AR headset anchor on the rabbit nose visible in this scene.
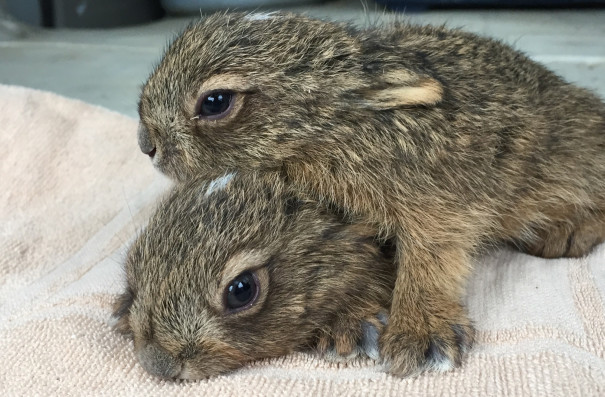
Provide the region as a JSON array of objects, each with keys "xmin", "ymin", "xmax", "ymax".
[
  {"xmin": 137, "ymin": 122, "xmax": 156, "ymax": 158},
  {"xmin": 136, "ymin": 342, "xmax": 182, "ymax": 379}
]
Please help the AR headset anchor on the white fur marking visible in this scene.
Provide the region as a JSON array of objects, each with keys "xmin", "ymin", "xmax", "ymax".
[
  {"xmin": 244, "ymin": 12, "xmax": 277, "ymax": 21},
  {"xmin": 205, "ymin": 173, "xmax": 235, "ymax": 197}
]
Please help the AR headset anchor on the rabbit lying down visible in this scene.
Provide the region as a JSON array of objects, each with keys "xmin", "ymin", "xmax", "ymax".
[
  {"xmin": 112, "ymin": 172, "xmax": 396, "ymax": 380},
  {"xmin": 136, "ymin": 12, "xmax": 605, "ymax": 377}
]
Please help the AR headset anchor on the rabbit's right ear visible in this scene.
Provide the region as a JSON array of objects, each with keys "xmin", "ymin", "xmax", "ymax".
[{"xmin": 361, "ymin": 70, "xmax": 443, "ymax": 109}]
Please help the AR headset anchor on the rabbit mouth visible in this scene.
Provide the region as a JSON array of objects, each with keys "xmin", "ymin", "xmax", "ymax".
[
  {"xmin": 136, "ymin": 343, "xmax": 183, "ymax": 379},
  {"xmin": 137, "ymin": 122, "xmax": 156, "ymax": 157},
  {"xmin": 172, "ymin": 361, "xmax": 231, "ymax": 380},
  {"xmin": 175, "ymin": 363, "xmax": 196, "ymax": 380},
  {"xmin": 148, "ymin": 147, "xmax": 171, "ymax": 173},
  {"xmin": 149, "ymin": 150, "xmax": 163, "ymax": 171},
  {"xmin": 146, "ymin": 147, "xmax": 157, "ymax": 158}
]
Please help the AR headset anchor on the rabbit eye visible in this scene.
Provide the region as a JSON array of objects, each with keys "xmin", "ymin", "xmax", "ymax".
[
  {"xmin": 225, "ymin": 271, "xmax": 259, "ymax": 312},
  {"xmin": 195, "ymin": 90, "xmax": 234, "ymax": 120}
]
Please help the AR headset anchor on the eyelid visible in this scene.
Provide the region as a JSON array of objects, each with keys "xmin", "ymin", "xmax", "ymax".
[
  {"xmin": 223, "ymin": 271, "xmax": 261, "ymax": 315},
  {"xmin": 219, "ymin": 250, "xmax": 270, "ymax": 287},
  {"xmin": 223, "ymin": 267, "xmax": 269, "ymax": 318},
  {"xmin": 209, "ymin": 250, "xmax": 271, "ymax": 316},
  {"xmin": 189, "ymin": 74, "xmax": 257, "ymax": 119},
  {"xmin": 191, "ymin": 89, "xmax": 234, "ymax": 119},
  {"xmin": 198, "ymin": 74, "xmax": 253, "ymax": 94}
]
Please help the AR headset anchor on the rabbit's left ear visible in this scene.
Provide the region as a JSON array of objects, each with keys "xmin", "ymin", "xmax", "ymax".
[{"xmin": 361, "ymin": 70, "xmax": 443, "ymax": 109}]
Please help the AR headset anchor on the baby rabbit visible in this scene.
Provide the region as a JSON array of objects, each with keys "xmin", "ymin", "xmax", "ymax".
[
  {"xmin": 113, "ymin": 172, "xmax": 396, "ymax": 380},
  {"xmin": 136, "ymin": 12, "xmax": 605, "ymax": 376}
]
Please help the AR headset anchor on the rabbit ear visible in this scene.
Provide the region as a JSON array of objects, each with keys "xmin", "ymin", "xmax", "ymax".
[{"xmin": 361, "ymin": 70, "xmax": 443, "ymax": 109}]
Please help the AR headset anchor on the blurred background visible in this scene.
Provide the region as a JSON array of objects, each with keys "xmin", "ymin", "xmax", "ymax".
[{"xmin": 1, "ymin": 0, "xmax": 603, "ymax": 118}]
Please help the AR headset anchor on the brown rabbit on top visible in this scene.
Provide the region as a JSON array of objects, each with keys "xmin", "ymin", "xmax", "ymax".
[
  {"xmin": 112, "ymin": 172, "xmax": 396, "ymax": 379},
  {"xmin": 136, "ymin": 12, "xmax": 605, "ymax": 376}
]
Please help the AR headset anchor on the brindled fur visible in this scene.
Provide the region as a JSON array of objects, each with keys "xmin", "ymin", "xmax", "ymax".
[
  {"xmin": 113, "ymin": 172, "xmax": 395, "ymax": 379},
  {"xmin": 136, "ymin": 12, "xmax": 605, "ymax": 376}
]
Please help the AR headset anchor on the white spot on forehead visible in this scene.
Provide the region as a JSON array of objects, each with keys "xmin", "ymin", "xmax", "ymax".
[
  {"xmin": 205, "ymin": 172, "xmax": 236, "ymax": 197},
  {"xmin": 244, "ymin": 12, "xmax": 277, "ymax": 21}
]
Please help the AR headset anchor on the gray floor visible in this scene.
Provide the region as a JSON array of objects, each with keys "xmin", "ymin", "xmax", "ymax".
[{"xmin": 1, "ymin": 1, "xmax": 604, "ymax": 118}]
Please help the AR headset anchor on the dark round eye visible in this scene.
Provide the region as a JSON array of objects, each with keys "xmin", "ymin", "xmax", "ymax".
[
  {"xmin": 225, "ymin": 271, "xmax": 258, "ymax": 312},
  {"xmin": 196, "ymin": 90, "xmax": 234, "ymax": 119}
]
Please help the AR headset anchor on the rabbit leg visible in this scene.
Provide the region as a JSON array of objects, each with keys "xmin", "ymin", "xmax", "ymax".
[
  {"xmin": 379, "ymin": 241, "xmax": 475, "ymax": 377},
  {"xmin": 518, "ymin": 208, "xmax": 605, "ymax": 258}
]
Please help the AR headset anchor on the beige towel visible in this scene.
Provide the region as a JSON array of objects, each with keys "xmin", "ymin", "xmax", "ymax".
[{"xmin": 1, "ymin": 84, "xmax": 604, "ymax": 396}]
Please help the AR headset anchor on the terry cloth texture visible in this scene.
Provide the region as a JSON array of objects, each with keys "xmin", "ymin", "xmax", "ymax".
[{"xmin": 1, "ymin": 84, "xmax": 604, "ymax": 396}]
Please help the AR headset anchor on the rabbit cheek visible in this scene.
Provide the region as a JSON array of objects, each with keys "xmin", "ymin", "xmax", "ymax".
[{"xmin": 153, "ymin": 137, "xmax": 207, "ymax": 182}]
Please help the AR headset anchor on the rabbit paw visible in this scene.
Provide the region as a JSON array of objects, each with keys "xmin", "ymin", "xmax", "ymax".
[
  {"xmin": 317, "ymin": 312, "xmax": 388, "ymax": 362},
  {"xmin": 380, "ymin": 314, "xmax": 474, "ymax": 377},
  {"xmin": 521, "ymin": 218, "xmax": 605, "ymax": 258}
]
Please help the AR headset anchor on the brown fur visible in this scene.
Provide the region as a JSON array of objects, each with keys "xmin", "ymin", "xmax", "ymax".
[
  {"xmin": 112, "ymin": 172, "xmax": 396, "ymax": 379},
  {"xmin": 137, "ymin": 12, "xmax": 605, "ymax": 376}
]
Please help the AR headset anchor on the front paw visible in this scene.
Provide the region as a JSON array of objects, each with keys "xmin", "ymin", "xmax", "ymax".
[
  {"xmin": 317, "ymin": 311, "xmax": 388, "ymax": 362},
  {"xmin": 380, "ymin": 313, "xmax": 474, "ymax": 377}
]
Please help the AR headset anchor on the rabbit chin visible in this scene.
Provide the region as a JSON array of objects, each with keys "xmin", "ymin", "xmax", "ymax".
[
  {"xmin": 175, "ymin": 362, "xmax": 234, "ymax": 380},
  {"xmin": 176, "ymin": 364, "xmax": 197, "ymax": 380}
]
